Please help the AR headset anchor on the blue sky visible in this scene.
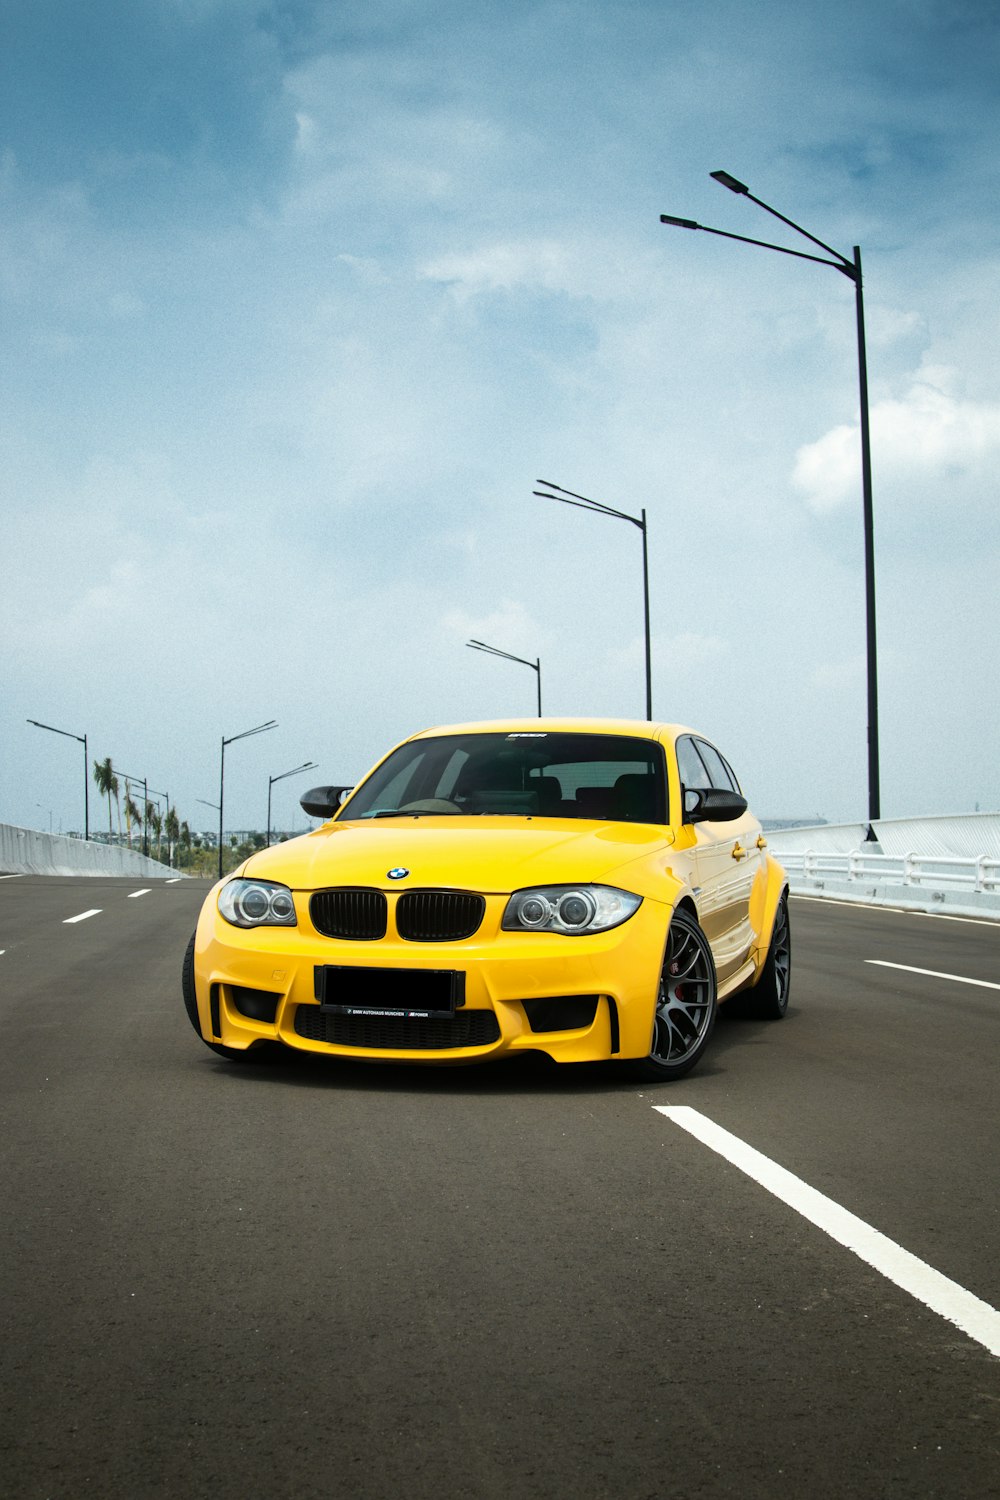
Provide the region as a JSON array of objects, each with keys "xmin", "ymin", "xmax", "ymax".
[{"xmin": 3, "ymin": 0, "xmax": 999, "ymax": 836}]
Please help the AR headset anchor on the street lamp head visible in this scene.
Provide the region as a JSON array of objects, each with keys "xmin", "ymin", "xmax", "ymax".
[
  {"xmin": 710, "ymin": 170, "xmax": 749, "ymax": 195},
  {"xmin": 659, "ymin": 215, "xmax": 701, "ymax": 230}
]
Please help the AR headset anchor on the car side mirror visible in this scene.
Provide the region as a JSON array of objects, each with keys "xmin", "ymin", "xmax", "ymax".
[
  {"xmin": 300, "ymin": 786, "xmax": 353, "ymax": 819},
  {"xmin": 684, "ymin": 787, "xmax": 748, "ymax": 824}
]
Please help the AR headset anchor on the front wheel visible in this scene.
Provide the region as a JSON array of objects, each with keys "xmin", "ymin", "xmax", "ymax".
[
  {"xmin": 629, "ymin": 909, "xmax": 717, "ymax": 1082},
  {"xmin": 182, "ymin": 932, "xmax": 286, "ymax": 1063}
]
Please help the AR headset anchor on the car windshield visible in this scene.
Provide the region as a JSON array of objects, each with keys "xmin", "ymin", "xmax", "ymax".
[{"xmin": 341, "ymin": 731, "xmax": 668, "ymax": 824}]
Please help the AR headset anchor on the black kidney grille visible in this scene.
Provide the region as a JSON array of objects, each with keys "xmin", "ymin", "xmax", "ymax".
[
  {"xmin": 294, "ymin": 1007, "xmax": 500, "ymax": 1051},
  {"xmin": 395, "ymin": 891, "xmax": 485, "ymax": 942},
  {"xmin": 311, "ymin": 888, "xmax": 387, "ymax": 940}
]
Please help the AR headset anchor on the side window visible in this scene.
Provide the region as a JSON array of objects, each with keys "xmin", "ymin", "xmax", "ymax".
[
  {"xmin": 695, "ymin": 739, "xmax": 738, "ymax": 792},
  {"xmin": 677, "ymin": 736, "xmax": 712, "ymax": 790},
  {"xmin": 720, "ymin": 752, "xmax": 742, "ymax": 794}
]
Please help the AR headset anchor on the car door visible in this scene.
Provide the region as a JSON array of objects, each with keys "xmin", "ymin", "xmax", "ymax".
[{"xmin": 676, "ymin": 736, "xmax": 761, "ymax": 984}]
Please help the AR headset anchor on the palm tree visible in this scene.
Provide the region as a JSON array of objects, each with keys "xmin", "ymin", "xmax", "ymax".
[
  {"xmin": 124, "ymin": 793, "xmax": 142, "ymax": 848},
  {"xmin": 165, "ymin": 807, "xmax": 180, "ymax": 868},
  {"xmin": 151, "ymin": 808, "xmax": 164, "ymax": 860},
  {"xmin": 93, "ymin": 757, "xmax": 115, "ymax": 841}
]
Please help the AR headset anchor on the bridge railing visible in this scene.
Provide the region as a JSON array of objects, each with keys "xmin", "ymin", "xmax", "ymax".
[
  {"xmin": 777, "ymin": 848, "xmax": 1000, "ymax": 894},
  {"xmin": 768, "ymin": 812, "xmax": 1000, "ymax": 918}
]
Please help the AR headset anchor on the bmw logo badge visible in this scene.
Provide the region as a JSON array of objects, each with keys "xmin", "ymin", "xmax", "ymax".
[{"xmin": 387, "ymin": 867, "xmax": 409, "ymax": 880}]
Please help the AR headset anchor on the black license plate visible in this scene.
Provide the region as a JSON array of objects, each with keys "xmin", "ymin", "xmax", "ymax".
[{"xmin": 314, "ymin": 966, "xmax": 464, "ymax": 1019}]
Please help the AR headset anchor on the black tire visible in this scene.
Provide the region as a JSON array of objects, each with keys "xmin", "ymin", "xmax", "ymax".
[
  {"xmin": 182, "ymin": 932, "xmax": 285, "ymax": 1063},
  {"xmin": 629, "ymin": 908, "xmax": 718, "ymax": 1082},
  {"xmin": 746, "ymin": 894, "xmax": 791, "ymax": 1019},
  {"xmin": 182, "ymin": 932, "xmax": 203, "ymax": 1035}
]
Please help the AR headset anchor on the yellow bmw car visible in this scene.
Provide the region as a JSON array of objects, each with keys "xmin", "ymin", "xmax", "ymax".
[{"xmin": 183, "ymin": 719, "xmax": 790, "ymax": 1081}]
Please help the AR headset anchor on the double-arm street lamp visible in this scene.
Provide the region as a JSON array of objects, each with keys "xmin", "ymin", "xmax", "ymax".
[
  {"xmin": 267, "ymin": 762, "xmax": 317, "ymax": 846},
  {"xmin": 533, "ymin": 481, "xmax": 652, "ymax": 721},
  {"xmin": 660, "ymin": 170, "xmax": 879, "ymax": 822},
  {"xmin": 219, "ymin": 720, "xmax": 278, "ymax": 879},
  {"xmin": 27, "ymin": 719, "xmax": 89, "ymax": 840},
  {"xmin": 466, "ymin": 640, "xmax": 542, "ymax": 716}
]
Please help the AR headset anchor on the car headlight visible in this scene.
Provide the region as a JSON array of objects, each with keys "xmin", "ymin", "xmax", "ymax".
[
  {"xmin": 218, "ymin": 879, "xmax": 297, "ymax": 929},
  {"xmin": 502, "ymin": 884, "xmax": 641, "ymax": 935}
]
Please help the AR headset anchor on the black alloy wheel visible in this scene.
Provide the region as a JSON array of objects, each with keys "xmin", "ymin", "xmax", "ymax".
[
  {"xmin": 746, "ymin": 895, "xmax": 791, "ymax": 1019},
  {"xmin": 631, "ymin": 908, "xmax": 717, "ymax": 1081}
]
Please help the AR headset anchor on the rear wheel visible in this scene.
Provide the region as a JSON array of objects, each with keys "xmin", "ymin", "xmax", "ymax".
[
  {"xmin": 630, "ymin": 909, "xmax": 717, "ymax": 1082},
  {"xmin": 746, "ymin": 895, "xmax": 791, "ymax": 1019}
]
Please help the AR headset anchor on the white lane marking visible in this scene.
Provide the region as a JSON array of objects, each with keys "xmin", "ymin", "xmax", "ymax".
[
  {"xmin": 0, "ymin": 873, "xmax": 26, "ymax": 880},
  {"xmin": 63, "ymin": 909, "xmax": 102, "ymax": 924},
  {"xmin": 166, "ymin": 878, "xmax": 181, "ymax": 884},
  {"xmin": 866, "ymin": 959, "xmax": 1000, "ymax": 992},
  {"xmin": 128, "ymin": 889, "xmax": 152, "ymax": 899},
  {"xmin": 655, "ymin": 1105, "xmax": 1000, "ymax": 1359}
]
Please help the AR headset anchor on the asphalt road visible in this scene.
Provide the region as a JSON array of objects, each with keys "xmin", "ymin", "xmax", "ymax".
[{"xmin": 1, "ymin": 876, "xmax": 998, "ymax": 1499}]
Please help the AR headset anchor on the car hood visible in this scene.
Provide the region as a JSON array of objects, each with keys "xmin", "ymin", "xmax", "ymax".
[{"xmin": 242, "ymin": 816, "xmax": 673, "ymax": 892}]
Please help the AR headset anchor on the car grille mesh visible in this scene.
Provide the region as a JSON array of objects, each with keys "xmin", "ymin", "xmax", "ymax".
[
  {"xmin": 309, "ymin": 888, "xmax": 485, "ymax": 942},
  {"xmin": 310, "ymin": 888, "xmax": 387, "ymax": 940},
  {"xmin": 294, "ymin": 1007, "xmax": 500, "ymax": 1051},
  {"xmin": 396, "ymin": 891, "xmax": 485, "ymax": 942}
]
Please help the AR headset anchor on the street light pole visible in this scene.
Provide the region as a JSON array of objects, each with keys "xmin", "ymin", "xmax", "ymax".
[
  {"xmin": 466, "ymin": 640, "xmax": 542, "ymax": 716},
  {"xmin": 533, "ymin": 482, "xmax": 652, "ymax": 720},
  {"xmin": 27, "ymin": 720, "xmax": 89, "ymax": 840},
  {"xmin": 219, "ymin": 720, "xmax": 278, "ymax": 879},
  {"xmin": 660, "ymin": 171, "xmax": 880, "ymax": 822},
  {"xmin": 267, "ymin": 762, "xmax": 318, "ymax": 846}
]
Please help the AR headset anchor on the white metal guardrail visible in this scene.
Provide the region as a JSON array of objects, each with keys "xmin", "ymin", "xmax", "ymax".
[
  {"xmin": 769, "ymin": 813, "xmax": 1000, "ymax": 919},
  {"xmin": 776, "ymin": 848, "xmax": 1000, "ymax": 894}
]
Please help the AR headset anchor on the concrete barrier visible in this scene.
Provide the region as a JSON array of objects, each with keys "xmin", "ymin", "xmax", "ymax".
[{"xmin": 0, "ymin": 823, "xmax": 184, "ymax": 879}]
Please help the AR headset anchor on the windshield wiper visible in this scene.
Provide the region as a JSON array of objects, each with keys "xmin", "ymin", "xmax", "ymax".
[{"xmin": 365, "ymin": 808, "xmax": 464, "ymax": 818}]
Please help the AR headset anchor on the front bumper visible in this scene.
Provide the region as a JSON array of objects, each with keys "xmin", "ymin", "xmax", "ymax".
[{"xmin": 193, "ymin": 887, "xmax": 671, "ymax": 1064}]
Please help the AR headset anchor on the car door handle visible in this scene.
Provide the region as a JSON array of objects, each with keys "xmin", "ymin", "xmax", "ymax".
[{"xmin": 731, "ymin": 843, "xmax": 746, "ymax": 861}]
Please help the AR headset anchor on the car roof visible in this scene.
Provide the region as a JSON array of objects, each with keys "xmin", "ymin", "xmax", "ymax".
[{"xmin": 407, "ymin": 718, "xmax": 696, "ymax": 743}]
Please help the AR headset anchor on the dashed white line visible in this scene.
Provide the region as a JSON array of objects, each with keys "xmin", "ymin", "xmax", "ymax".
[
  {"xmin": 63, "ymin": 909, "xmax": 102, "ymax": 924},
  {"xmin": 866, "ymin": 959, "xmax": 1000, "ymax": 992},
  {"xmin": 654, "ymin": 1104, "xmax": 1000, "ymax": 1359},
  {"xmin": 128, "ymin": 889, "xmax": 152, "ymax": 899}
]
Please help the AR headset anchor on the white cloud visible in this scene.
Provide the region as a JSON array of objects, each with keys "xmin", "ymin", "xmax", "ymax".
[
  {"xmin": 442, "ymin": 599, "xmax": 544, "ymax": 657},
  {"xmin": 419, "ymin": 236, "xmax": 662, "ymax": 306},
  {"xmin": 792, "ymin": 362, "xmax": 1000, "ymax": 515},
  {"xmin": 421, "ymin": 240, "xmax": 578, "ymax": 301},
  {"xmin": 810, "ymin": 655, "xmax": 865, "ymax": 692},
  {"xmin": 659, "ymin": 632, "xmax": 728, "ymax": 670}
]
